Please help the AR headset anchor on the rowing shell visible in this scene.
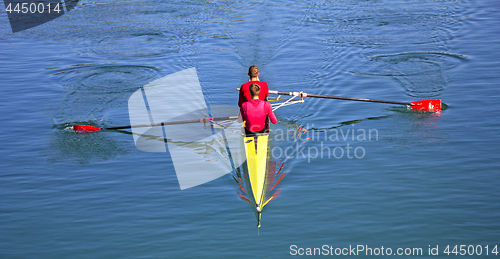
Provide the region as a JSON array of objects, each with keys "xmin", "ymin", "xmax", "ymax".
[
  {"xmin": 243, "ymin": 133, "xmax": 270, "ymax": 212},
  {"xmin": 239, "ymin": 91, "xmax": 304, "ymax": 224}
]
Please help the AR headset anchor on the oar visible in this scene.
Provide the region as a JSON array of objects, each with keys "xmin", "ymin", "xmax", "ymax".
[
  {"xmin": 269, "ymin": 90, "xmax": 441, "ymax": 112},
  {"xmin": 73, "ymin": 116, "xmax": 238, "ymax": 132}
]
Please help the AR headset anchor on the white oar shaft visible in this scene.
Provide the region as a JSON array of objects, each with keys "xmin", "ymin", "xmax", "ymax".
[{"xmin": 269, "ymin": 90, "xmax": 411, "ymax": 105}]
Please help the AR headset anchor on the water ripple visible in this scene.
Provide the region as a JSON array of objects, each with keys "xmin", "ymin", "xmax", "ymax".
[
  {"xmin": 48, "ymin": 128, "xmax": 128, "ymax": 166},
  {"xmin": 87, "ymin": 32, "xmax": 180, "ymax": 58},
  {"xmin": 353, "ymin": 52, "xmax": 467, "ymax": 97},
  {"xmin": 49, "ymin": 64, "xmax": 161, "ymax": 123}
]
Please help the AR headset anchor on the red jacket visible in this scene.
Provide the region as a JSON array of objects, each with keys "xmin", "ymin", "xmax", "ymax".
[
  {"xmin": 240, "ymin": 99, "xmax": 277, "ymax": 132},
  {"xmin": 238, "ymin": 81, "xmax": 269, "ymax": 107}
]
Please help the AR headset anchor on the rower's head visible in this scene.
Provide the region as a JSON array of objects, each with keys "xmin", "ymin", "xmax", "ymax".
[
  {"xmin": 248, "ymin": 65, "xmax": 259, "ymax": 80},
  {"xmin": 249, "ymin": 83, "xmax": 261, "ymax": 99}
]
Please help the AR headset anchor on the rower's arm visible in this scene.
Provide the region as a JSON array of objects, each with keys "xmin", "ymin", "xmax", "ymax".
[{"xmin": 266, "ymin": 102, "xmax": 278, "ymax": 124}]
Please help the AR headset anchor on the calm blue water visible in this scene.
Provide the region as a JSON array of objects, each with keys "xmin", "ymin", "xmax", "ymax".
[{"xmin": 1, "ymin": 0, "xmax": 500, "ymax": 258}]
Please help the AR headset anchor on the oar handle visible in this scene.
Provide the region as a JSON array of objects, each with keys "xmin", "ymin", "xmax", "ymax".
[
  {"xmin": 104, "ymin": 116, "xmax": 239, "ymax": 130},
  {"xmin": 269, "ymin": 90, "xmax": 412, "ymax": 106}
]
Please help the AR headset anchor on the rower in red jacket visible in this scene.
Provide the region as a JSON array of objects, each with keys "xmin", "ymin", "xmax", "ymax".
[
  {"xmin": 239, "ymin": 83, "xmax": 277, "ymax": 135},
  {"xmin": 238, "ymin": 65, "xmax": 269, "ymax": 107}
]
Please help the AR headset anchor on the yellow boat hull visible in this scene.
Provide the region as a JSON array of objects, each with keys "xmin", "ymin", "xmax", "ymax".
[{"xmin": 243, "ymin": 133, "xmax": 269, "ymax": 211}]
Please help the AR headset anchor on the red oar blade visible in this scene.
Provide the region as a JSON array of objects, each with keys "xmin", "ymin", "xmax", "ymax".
[
  {"xmin": 410, "ymin": 99, "xmax": 441, "ymax": 112},
  {"xmin": 73, "ymin": 125, "xmax": 102, "ymax": 132}
]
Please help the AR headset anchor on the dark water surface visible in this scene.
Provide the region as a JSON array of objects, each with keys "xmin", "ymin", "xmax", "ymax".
[{"xmin": 1, "ymin": 0, "xmax": 499, "ymax": 258}]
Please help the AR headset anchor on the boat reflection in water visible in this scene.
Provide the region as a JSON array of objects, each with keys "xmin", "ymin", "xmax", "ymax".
[
  {"xmin": 232, "ymin": 139, "xmax": 285, "ymax": 228},
  {"xmin": 232, "ymin": 125, "xmax": 308, "ymax": 228}
]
